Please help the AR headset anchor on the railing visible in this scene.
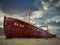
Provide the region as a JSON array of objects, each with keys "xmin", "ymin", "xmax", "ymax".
[{"xmin": 40, "ymin": 26, "xmax": 49, "ymax": 32}]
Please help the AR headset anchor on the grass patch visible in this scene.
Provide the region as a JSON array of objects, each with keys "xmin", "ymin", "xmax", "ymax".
[{"xmin": 5, "ymin": 38, "xmax": 53, "ymax": 41}]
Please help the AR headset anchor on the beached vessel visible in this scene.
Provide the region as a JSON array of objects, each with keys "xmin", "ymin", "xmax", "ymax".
[{"xmin": 4, "ymin": 16, "xmax": 56, "ymax": 38}]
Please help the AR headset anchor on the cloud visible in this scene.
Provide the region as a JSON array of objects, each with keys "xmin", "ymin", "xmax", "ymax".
[
  {"xmin": 0, "ymin": 10, "xmax": 5, "ymax": 28},
  {"xmin": 47, "ymin": 16, "xmax": 60, "ymax": 22},
  {"xmin": 49, "ymin": 0, "xmax": 53, "ymax": 2},
  {"xmin": 46, "ymin": 16, "xmax": 60, "ymax": 26},
  {"xmin": 44, "ymin": 16, "xmax": 60, "ymax": 27},
  {"xmin": 41, "ymin": 0, "xmax": 60, "ymax": 11},
  {"xmin": 0, "ymin": 0, "xmax": 59, "ymax": 14},
  {"xmin": 0, "ymin": 16, "xmax": 4, "ymax": 28},
  {"xmin": 41, "ymin": 0, "xmax": 49, "ymax": 10},
  {"xmin": 55, "ymin": 0, "xmax": 60, "ymax": 7},
  {"xmin": 31, "ymin": 10, "xmax": 43, "ymax": 19},
  {"xmin": 0, "ymin": 0, "xmax": 39, "ymax": 15},
  {"xmin": 47, "ymin": 21, "xmax": 60, "ymax": 26},
  {"xmin": 0, "ymin": 0, "xmax": 60, "ymax": 25}
]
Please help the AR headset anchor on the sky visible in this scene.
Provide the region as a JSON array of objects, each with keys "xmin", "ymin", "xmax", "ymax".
[{"xmin": 0, "ymin": 0, "xmax": 60, "ymax": 37}]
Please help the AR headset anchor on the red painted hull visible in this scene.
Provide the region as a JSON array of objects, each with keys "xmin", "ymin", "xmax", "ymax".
[{"xmin": 4, "ymin": 16, "xmax": 56, "ymax": 38}]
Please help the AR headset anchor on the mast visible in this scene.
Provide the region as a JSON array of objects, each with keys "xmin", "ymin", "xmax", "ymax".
[
  {"xmin": 28, "ymin": 8, "xmax": 31, "ymax": 22},
  {"xmin": 26, "ymin": 8, "xmax": 31, "ymax": 22}
]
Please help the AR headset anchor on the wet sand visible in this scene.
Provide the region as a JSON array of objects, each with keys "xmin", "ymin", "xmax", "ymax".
[{"xmin": 0, "ymin": 35, "xmax": 60, "ymax": 45}]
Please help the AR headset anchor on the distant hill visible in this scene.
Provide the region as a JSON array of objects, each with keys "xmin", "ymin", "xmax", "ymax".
[{"xmin": 0, "ymin": 27, "xmax": 4, "ymax": 35}]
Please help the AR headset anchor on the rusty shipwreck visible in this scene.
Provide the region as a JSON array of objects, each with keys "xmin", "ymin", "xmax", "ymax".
[{"xmin": 4, "ymin": 16, "xmax": 56, "ymax": 38}]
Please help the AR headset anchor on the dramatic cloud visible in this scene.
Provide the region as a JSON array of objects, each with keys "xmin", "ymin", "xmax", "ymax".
[
  {"xmin": 47, "ymin": 21, "xmax": 60, "ymax": 26},
  {"xmin": 0, "ymin": 0, "xmax": 39, "ymax": 15},
  {"xmin": 41, "ymin": 0, "xmax": 49, "ymax": 10},
  {"xmin": 31, "ymin": 10, "xmax": 43, "ymax": 19},
  {"xmin": 55, "ymin": 0, "xmax": 60, "ymax": 7},
  {"xmin": 0, "ymin": 0, "xmax": 60, "ymax": 36},
  {"xmin": 0, "ymin": 17, "xmax": 4, "ymax": 28},
  {"xmin": 0, "ymin": 10, "xmax": 4, "ymax": 28}
]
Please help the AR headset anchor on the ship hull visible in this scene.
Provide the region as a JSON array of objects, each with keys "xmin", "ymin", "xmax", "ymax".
[{"xmin": 4, "ymin": 16, "xmax": 56, "ymax": 38}]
